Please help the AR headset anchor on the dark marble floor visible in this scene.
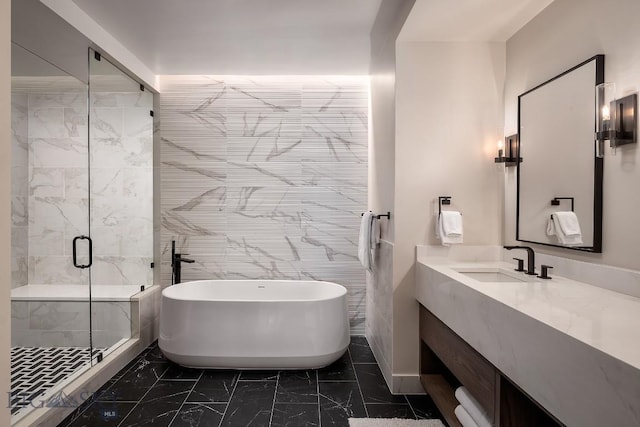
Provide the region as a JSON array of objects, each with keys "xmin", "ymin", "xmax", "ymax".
[{"xmin": 59, "ymin": 337, "xmax": 442, "ymax": 426}]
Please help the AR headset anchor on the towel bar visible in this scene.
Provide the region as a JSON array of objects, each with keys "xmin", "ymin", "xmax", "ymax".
[
  {"xmin": 551, "ymin": 197, "xmax": 574, "ymax": 211},
  {"xmin": 361, "ymin": 211, "xmax": 391, "ymax": 220},
  {"xmin": 438, "ymin": 196, "xmax": 454, "ymax": 216},
  {"xmin": 550, "ymin": 197, "xmax": 575, "ymax": 218}
]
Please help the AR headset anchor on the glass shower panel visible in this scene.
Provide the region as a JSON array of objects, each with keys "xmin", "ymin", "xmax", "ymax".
[
  {"xmin": 10, "ymin": 43, "xmax": 92, "ymax": 420},
  {"xmin": 88, "ymin": 49, "xmax": 154, "ymax": 352}
]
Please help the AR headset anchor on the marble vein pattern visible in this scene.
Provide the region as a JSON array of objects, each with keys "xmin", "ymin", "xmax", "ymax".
[
  {"xmin": 11, "ymin": 83, "xmax": 154, "ymax": 288},
  {"xmin": 11, "ymin": 77, "xmax": 150, "ymax": 356},
  {"xmin": 366, "ymin": 240, "xmax": 394, "ymax": 384},
  {"xmin": 61, "ymin": 337, "xmax": 444, "ymax": 427},
  {"xmin": 89, "ymin": 88, "xmax": 154, "ymax": 287},
  {"xmin": 160, "ymin": 76, "xmax": 368, "ymax": 333},
  {"xmin": 12, "ymin": 93, "xmax": 29, "ymax": 288}
]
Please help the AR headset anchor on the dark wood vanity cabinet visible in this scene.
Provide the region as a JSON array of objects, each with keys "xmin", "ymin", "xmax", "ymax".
[{"xmin": 419, "ymin": 305, "xmax": 562, "ymax": 427}]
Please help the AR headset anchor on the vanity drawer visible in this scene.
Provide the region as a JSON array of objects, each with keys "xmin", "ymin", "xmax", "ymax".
[{"xmin": 419, "ymin": 305, "xmax": 496, "ymax": 416}]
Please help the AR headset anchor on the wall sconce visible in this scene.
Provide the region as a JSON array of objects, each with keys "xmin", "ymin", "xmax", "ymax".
[
  {"xmin": 596, "ymin": 82, "xmax": 637, "ymax": 157},
  {"xmin": 494, "ymin": 134, "xmax": 521, "ymax": 167}
]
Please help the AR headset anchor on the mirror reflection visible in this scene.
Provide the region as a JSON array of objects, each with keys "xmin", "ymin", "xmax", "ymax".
[{"xmin": 517, "ymin": 55, "xmax": 603, "ymax": 252}]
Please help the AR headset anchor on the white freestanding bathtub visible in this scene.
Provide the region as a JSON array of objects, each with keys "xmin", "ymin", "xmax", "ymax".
[{"xmin": 158, "ymin": 280, "xmax": 350, "ymax": 369}]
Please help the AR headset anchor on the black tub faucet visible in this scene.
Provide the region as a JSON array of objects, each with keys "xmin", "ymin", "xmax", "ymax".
[
  {"xmin": 171, "ymin": 240, "xmax": 195, "ymax": 284},
  {"xmin": 504, "ymin": 246, "xmax": 536, "ymax": 275}
]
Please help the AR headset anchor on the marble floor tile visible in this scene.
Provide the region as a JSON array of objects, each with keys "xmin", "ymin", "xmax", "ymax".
[
  {"xmin": 57, "ymin": 339, "xmax": 445, "ymax": 427},
  {"xmin": 276, "ymin": 370, "xmax": 318, "ymax": 404},
  {"xmin": 98, "ymin": 360, "xmax": 169, "ymax": 402},
  {"xmin": 271, "ymin": 403, "xmax": 320, "ymax": 427},
  {"xmin": 141, "ymin": 343, "xmax": 167, "ymax": 362},
  {"xmin": 354, "ymin": 363, "xmax": 406, "ymax": 404},
  {"xmin": 161, "ymin": 363, "xmax": 203, "ymax": 381},
  {"xmin": 118, "ymin": 380, "xmax": 195, "ymax": 427},
  {"xmin": 406, "ymin": 394, "xmax": 442, "ymax": 419},
  {"xmin": 220, "ymin": 381, "xmax": 276, "ymax": 426},
  {"xmin": 186, "ymin": 370, "xmax": 239, "ymax": 403},
  {"xmin": 366, "ymin": 403, "xmax": 415, "ymax": 419},
  {"xmin": 349, "ymin": 336, "xmax": 377, "ymax": 364},
  {"xmin": 319, "ymin": 381, "xmax": 366, "ymax": 426},
  {"xmin": 170, "ymin": 402, "xmax": 227, "ymax": 427},
  {"xmin": 317, "ymin": 352, "xmax": 355, "ymax": 381},
  {"xmin": 118, "ymin": 345, "xmax": 166, "ymax": 375},
  {"xmin": 238, "ymin": 370, "xmax": 279, "ymax": 381}
]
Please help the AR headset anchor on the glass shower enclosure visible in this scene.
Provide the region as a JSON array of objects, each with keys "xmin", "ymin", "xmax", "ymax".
[{"xmin": 9, "ymin": 44, "xmax": 153, "ymax": 422}]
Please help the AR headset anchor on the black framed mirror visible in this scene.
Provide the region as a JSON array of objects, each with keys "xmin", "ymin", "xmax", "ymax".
[{"xmin": 516, "ymin": 55, "xmax": 604, "ymax": 253}]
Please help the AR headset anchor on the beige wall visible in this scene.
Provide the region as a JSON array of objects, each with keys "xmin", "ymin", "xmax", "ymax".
[
  {"xmin": 1, "ymin": 0, "xmax": 11, "ymax": 424},
  {"xmin": 504, "ymin": 0, "xmax": 640, "ymax": 270},
  {"xmin": 369, "ymin": 0, "xmax": 416, "ymax": 242},
  {"xmin": 393, "ymin": 41, "xmax": 505, "ymax": 376},
  {"xmin": 366, "ymin": 0, "xmax": 415, "ymax": 388}
]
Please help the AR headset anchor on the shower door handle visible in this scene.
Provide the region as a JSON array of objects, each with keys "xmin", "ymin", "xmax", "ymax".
[{"xmin": 72, "ymin": 235, "xmax": 93, "ymax": 269}]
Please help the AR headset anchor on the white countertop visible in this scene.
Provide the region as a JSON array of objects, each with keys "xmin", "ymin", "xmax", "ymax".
[
  {"xmin": 415, "ymin": 248, "xmax": 640, "ymax": 427},
  {"xmin": 416, "ymin": 255, "xmax": 640, "ymax": 371}
]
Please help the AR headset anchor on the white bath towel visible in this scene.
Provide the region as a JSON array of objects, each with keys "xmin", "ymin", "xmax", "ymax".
[
  {"xmin": 368, "ymin": 215, "xmax": 379, "ymax": 268},
  {"xmin": 455, "ymin": 387, "xmax": 492, "ymax": 427},
  {"xmin": 435, "ymin": 211, "xmax": 463, "ymax": 246},
  {"xmin": 454, "ymin": 405, "xmax": 479, "ymax": 427},
  {"xmin": 548, "ymin": 212, "xmax": 583, "ymax": 246},
  {"xmin": 358, "ymin": 212, "xmax": 375, "ymax": 271}
]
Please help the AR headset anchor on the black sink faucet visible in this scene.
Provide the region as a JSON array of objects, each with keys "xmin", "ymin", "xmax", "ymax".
[
  {"xmin": 504, "ymin": 246, "xmax": 536, "ymax": 275},
  {"xmin": 171, "ymin": 240, "xmax": 195, "ymax": 284}
]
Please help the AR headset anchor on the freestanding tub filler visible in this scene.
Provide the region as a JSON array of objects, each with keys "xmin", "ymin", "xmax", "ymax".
[{"xmin": 159, "ymin": 280, "xmax": 350, "ymax": 369}]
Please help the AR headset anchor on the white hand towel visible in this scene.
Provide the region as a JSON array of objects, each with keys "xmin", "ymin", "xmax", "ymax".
[
  {"xmin": 358, "ymin": 212, "xmax": 374, "ymax": 271},
  {"xmin": 455, "ymin": 387, "xmax": 492, "ymax": 427},
  {"xmin": 436, "ymin": 212, "xmax": 463, "ymax": 246},
  {"xmin": 546, "ymin": 216, "xmax": 556, "ymax": 236},
  {"xmin": 454, "ymin": 405, "xmax": 479, "ymax": 427},
  {"xmin": 551, "ymin": 213, "xmax": 583, "ymax": 246},
  {"xmin": 441, "ymin": 211, "xmax": 463, "ymax": 236},
  {"xmin": 555, "ymin": 211, "xmax": 582, "ymax": 236}
]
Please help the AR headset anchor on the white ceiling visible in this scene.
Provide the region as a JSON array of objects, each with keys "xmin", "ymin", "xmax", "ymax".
[
  {"xmin": 399, "ymin": 0, "xmax": 555, "ymax": 42},
  {"xmin": 71, "ymin": 0, "xmax": 382, "ymax": 75},
  {"xmin": 66, "ymin": 0, "xmax": 554, "ymax": 76}
]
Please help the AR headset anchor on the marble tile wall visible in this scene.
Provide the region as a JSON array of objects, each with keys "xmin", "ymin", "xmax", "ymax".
[
  {"xmin": 11, "ymin": 93, "xmax": 29, "ymax": 289},
  {"xmin": 366, "ymin": 240, "xmax": 393, "ymax": 385},
  {"xmin": 131, "ymin": 285, "xmax": 162, "ymax": 346},
  {"xmin": 20, "ymin": 87, "xmax": 90, "ymax": 286},
  {"xmin": 89, "ymin": 90, "xmax": 154, "ymax": 287},
  {"xmin": 10, "ymin": 81, "xmax": 150, "ymax": 351},
  {"xmin": 10, "ymin": 85, "xmax": 154, "ymax": 288},
  {"xmin": 159, "ymin": 76, "xmax": 369, "ymax": 333}
]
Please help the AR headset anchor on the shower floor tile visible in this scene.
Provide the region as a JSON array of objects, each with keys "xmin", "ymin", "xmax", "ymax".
[
  {"xmin": 59, "ymin": 336, "xmax": 443, "ymax": 427},
  {"xmin": 10, "ymin": 347, "xmax": 102, "ymax": 417}
]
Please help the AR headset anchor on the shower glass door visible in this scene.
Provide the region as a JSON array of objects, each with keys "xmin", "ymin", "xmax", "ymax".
[
  {"xmin": 88, "ymin": 49, "xmax": 154, "ymax": 353},
  {"xmin": 10, "ymin": 42, "xmax": 93, "ymax": 421}
]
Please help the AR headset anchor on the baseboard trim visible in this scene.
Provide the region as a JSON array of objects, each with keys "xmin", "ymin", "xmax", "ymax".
[{"xmin": 392, "ymin": 374, "xmax": 425, "ymax": 394}]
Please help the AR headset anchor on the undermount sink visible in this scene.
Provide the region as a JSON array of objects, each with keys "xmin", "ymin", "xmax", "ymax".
[{"xmin": 454, "ymin": 269, "xmax": 527, "ymax": 283}]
